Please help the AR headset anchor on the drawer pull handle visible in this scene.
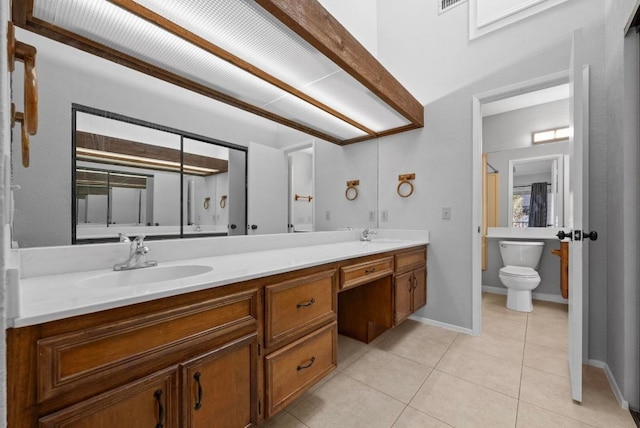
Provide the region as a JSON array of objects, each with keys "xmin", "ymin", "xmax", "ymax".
[
  {"xmin": 365, "ymin": 267, "xmax": 376, "ymax": 274},
  {"xmin": 193, "ymin": 371, "xmax": 203, "ymax": 410},
  {"xmin": 153, "ymin": 389, "xmax": 164, "ymax": 428},
  {"xmin": 297, "ymin": 297, "xmax": 316, "ymax": 308},
  {"xmin": 297, "ymin": 356, "xmax": 316, "ymax": 371}
]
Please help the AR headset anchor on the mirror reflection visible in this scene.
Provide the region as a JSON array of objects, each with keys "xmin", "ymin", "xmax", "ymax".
[
  {"xmin": 508, "ymin": 155, "xmax": 565, "ymax": 228},
  {"xmin": 73, "ymin": 106, "xmax": 247, "ymax": 243}
]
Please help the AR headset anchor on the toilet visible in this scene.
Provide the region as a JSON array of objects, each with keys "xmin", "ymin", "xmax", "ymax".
[{"xmin": 498, "ymin": 241, "xmax": 545, "ymax": 312}]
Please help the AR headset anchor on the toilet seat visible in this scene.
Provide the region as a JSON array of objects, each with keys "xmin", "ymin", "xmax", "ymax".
[{"xmin": 499, "ymin": 266, "xmax": 539, "ymax": 279}]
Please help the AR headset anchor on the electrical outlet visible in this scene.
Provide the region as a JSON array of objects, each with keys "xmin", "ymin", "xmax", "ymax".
[
  {"xmin": 442, "ymin": 206, "xmax": 452, "ymax": 220},
  {"xmin": 368, "ymin": 211, "xmax": 376, "ymax": 222},
  {"xmin": 325, "ymin": 210, "xmax": 331, "ymax": 221},
  {"xmin": 381, "ymin": 210, "xmax": 388, "ymax": 222}
]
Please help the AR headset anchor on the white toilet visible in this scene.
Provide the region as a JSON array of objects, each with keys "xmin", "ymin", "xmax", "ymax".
[{"xmin": 498, "ymin": 241, "xmax": 545, "ymax": 312}]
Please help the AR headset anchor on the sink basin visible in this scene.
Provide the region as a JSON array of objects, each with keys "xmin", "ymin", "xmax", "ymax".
[{"xmin": 76, "ymin": 265, "xmax": 213, "ymax": 288}]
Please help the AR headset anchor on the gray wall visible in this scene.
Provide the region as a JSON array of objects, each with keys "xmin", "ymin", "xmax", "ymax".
[{"xmin": 605, "ymin": 0, "xmax": 640, "ymax": 409}]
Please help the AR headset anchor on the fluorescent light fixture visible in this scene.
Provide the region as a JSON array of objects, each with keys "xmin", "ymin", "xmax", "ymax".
[
  {"xmin": 24, "ymin": 0, "xmax": 423, "ymax": 143},
  {"xmin": 532, "ymin": 127, "xmax": 570, "ymax": 144},
  {"xmin": 76, "ymin": 148, "xmax": 219, "ymax": 175}
]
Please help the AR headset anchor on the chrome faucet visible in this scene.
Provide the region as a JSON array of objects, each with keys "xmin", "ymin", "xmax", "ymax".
[
  {"xmin": 113, "ymin": 234, "xmax": 158, "ymax": 271},
  {"xmin": 360, "ymin": 228, "xmax": 377, "ymax": 242}
]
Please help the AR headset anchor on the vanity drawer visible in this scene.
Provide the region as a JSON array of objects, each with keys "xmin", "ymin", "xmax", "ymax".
[
  {"xmin": 395, "ymin": 247, "xmax": 427, "ymax": 274},
  {"xmin": 264, "ymin": 322, "xmax": 337, "ymax": 418},
  {"xmin": 339, "ymin": 256, "xmax": 393, "ymax": 290},
  {"xmin": 265, "ymin": 269, "xmax": 337, "ymax": 349},
  {"xmin": 37, "ymin": 289, "xmax": 259, "ymax": 404}
]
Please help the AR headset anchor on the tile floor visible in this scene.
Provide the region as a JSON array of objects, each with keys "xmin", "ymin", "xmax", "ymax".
[{"xmin": 264, "ymin": 293, "xmax": 636, "ymax": 428}]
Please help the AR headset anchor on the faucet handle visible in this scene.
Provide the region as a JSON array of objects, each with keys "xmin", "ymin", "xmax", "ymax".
[
  {"xmin": 118, "ymin": 233, "xmax": 131, "ymax": 243},
  {"xmin": 133, "ymin": 235, "xmax": 146, "ymax": 246}
]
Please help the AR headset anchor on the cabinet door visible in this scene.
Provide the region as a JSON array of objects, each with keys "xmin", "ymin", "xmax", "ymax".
[
  {"xmin": 39, "ymin": 367, "xmax": 178, "ymax": 428},
  {"xmin": 412, "ymin": 267, "xmax": 427, "ymax": 311},
  {"xmin": 181, "ymin": 334, "xmax": 257, "ymax": 428},
  {"xmin": 394, "ymin": 271, "xmax": 413, "ymax": 326}
]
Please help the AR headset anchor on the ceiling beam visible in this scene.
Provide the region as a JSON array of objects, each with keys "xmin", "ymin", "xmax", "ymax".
[{"xmin": 256, "ymin": 0, "xmax": 424, "ymax": 128}]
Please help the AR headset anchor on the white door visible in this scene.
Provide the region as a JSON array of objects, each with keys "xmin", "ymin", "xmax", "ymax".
[
  {"xmin": 247, "ymin": 142, "xmax": 287, "ymax": 234},
  {"xmin": 567, "ymin": 28, "xmax": 592, "ymax": 403}
]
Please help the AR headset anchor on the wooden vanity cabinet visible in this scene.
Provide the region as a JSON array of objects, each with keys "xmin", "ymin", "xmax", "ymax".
[
  {"xmin": 38, "ymin": 367, "xmax": 179, "ymax": 428},
  {"xmin": 7, "ymin": 283, "xmax": 262, "ymax": 428},
  {"xmin": 8, "ymin": 244, "xmax": 428, "ymax": 427},
  {"xmin": 394, "ymin": 247, "xmax": 428, "ymax": 326},
  {"xmin": 263, "ymin": 268, "xmax": 338, "ymax": 419}
]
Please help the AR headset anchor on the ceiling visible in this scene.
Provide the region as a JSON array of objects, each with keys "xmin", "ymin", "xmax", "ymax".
[
  {"xmin": 482, "ymin": 84, "xmax": 570, "ymax": 117},
  {"xmin": 11, "ymin": 0, "xmax": 424, "ymax": 145}
]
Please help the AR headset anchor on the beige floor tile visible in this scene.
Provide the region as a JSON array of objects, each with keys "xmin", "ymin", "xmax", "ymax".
[
  {"xmin": 391, "ymin": 319, "xmax": 459, "ymax": 345},
  {"xmin": 515, "ymin": 401, "xmax": 596, "ymax": 427},
  {"xmin": 484, "ymin": 302, "xmax": 530, "ymax": 323},
  {"xmin": 435, "ymin": 346, "xmax": 522, "ymax": 398},
  {"xmin": 451, "ymin": 331, "xmax": 525, "ymax": 364},
  {"xmin": 529, "ymin": 299, "xmax": 568, "ymax": 319},
  {"xmin": 523, "ymin": 341, "xmax": 569, "ymax": 378},
  {"xmin": 263, "ymin": 411, "xmax": 310, "ymax": 428},
  {"xmin": 520, "ymin": 366, "xmax": 636, "ymax": 427},
  {"xmin": 288, "ymin": 373, "xmax": 405, "ymax": 428},
  {"xmin": 337, "ymin": 334, "xmax": 371, "ymax": 370},
  {"xmin": 410, "ymin": 370, "xmax": 518, "ymax": 428},
  {"xmin": 392, "ymin": 406, "xmax": 453, "ymax": 427},
  {"xmin": 342, "ymin": 348, "xmax": 433, "ymax": 403},
  {"xmin": 525, "ymin": 314, "xmax": 568, "ymax": 351},
  {"xmin": 374, "ymin": 326, "xmax": 451, "ymax": 367},
  {"xmin": 483, "ymin": 310, "xmax": 528, "ymax": 341}
]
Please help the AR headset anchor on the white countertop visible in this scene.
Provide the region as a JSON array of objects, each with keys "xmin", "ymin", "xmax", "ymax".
[{"xmin": 10, "ymin": 230, "xmax": 429, "ymax": 328}]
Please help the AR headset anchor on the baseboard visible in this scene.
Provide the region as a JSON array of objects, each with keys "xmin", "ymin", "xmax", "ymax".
[
  {"xmin": 408, "ymin": 314, "xmax": 473, "ymax": 335},
  {"xmin": 588, "ymin": 359, "xmax": 629, "ymax": 410},
  {"xmin": 482, "ymin": 285, "xmax": 568, "ymax": 304}
]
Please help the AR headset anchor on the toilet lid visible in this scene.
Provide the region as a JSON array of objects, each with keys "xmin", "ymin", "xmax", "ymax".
[{"xmin": 499, "ymin": 266, "xmax": 539, "ymax": 279}]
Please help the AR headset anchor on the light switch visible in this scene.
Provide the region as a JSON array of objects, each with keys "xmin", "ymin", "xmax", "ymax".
[
  {"xmin": 325, "ymin": 210, "xmax": 331, "ymax": 221},
  {"xmin": 381, "ymin": 210, "xmax": 388, "ymax": 222},
  {"xmin": 442, "ymin": 206, "xmax": 452, "ymax": 220},
  {"xmin": 369, "ymin": 211, "xmax": 376, "ymax": 222}
]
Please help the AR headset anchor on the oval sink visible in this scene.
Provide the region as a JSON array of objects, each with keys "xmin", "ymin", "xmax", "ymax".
[{"xmin": 76, "ymin": 265, "xmax": 213, "ymax": 288}]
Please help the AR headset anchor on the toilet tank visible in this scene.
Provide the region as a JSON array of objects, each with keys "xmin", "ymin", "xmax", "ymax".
[{"xmin": 498, "ymin": 241, "xmax": 545, "ymax": 268}]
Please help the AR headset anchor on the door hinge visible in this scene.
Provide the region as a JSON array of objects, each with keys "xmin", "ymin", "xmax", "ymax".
[{"xmin": 258, "ymin": 343, "xmax": 261, "ymax": 356}]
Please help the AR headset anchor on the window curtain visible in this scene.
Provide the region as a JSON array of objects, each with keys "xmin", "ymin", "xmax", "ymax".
[{"xmin": 528, "ymin": 182, "xmax": 548, "ymax": 227}]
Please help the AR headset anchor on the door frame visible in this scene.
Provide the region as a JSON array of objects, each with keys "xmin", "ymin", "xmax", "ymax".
[
  {"xmin": 471, "ymin": 70, "xmax": 580, "ymax": 336},
  {"xmin": 282, "ymin": 141, "xmax": 316, "ymax": 233}
]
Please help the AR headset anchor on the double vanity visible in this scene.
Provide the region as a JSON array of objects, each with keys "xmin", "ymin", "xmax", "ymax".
[{"xmin": 6, "ymin": 230, "xmax": 429, "ymax": 427}]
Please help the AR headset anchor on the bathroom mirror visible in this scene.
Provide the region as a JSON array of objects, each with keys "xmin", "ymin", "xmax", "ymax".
[
  {"xmin": 507, "ymin": 154, "xmax": 566, "ymax": 228},
  {"xmin": 10, "ymin": 28, "xmax": 377, "ymax": 248},
  {"xmin": 73, "ymin": 106, "xmax": 247, "ymax": 243}
]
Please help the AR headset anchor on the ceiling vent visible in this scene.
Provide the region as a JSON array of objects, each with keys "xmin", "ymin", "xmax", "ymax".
[{"xmin": 438, "ymin": 0, "xmax": 466, "ymax": 14}]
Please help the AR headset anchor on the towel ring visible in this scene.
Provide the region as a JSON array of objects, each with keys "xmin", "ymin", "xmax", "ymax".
[
  {"xmin": 345, "ymin": 180, "xmax": 359, "ymax": 201},
  {"xmin": 220, "ymin": 195, "xmax": 227, "ymax": 208},
  {"xmin": 203, "ymin": 197, "xmax": 210, "ymax": 210},
  {"xmin": 397, "ymin": 173, "xmax": 415, "ymax": 198}
]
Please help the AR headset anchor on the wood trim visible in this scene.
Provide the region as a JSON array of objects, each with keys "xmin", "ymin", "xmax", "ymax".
[
  {"xmin": 110, "ymin": 0, "xmax": 375, "ymax": 138},
  {"xmin": 482, "ymin": 153, "xmax": 488, "ymax": 271},
  {"xmin": 15, "ymin": 14, "xmax": 344, "ymax": 144},
  {"xmin": 76, "ymin": 131, "xmax": 229, "ymax": 174},
  {"xmin": 12, "ymin": 0, "xmax": 423, "ymax": 144},
  {"xmin": 256, "ymin": 0, "xmax": 424, "ymax": 127}
]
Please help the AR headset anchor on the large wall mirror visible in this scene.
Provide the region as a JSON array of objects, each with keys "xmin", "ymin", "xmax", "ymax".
[
  {"xmin": 507, "ymin": 154, "xmax": 566, "ymax": 228},
  {"xmin": 73, "ymin": 106, "xmax": 247, "ymax": 243}
]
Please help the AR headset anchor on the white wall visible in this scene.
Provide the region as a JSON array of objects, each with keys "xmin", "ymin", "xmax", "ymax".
[
  {"xmin": 604, "ymin": 0, "xmax": 640, "ymax": 409},
  {"xmin": 317, "ymin": 0, "xmax": 379, "ymax": 56}
]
